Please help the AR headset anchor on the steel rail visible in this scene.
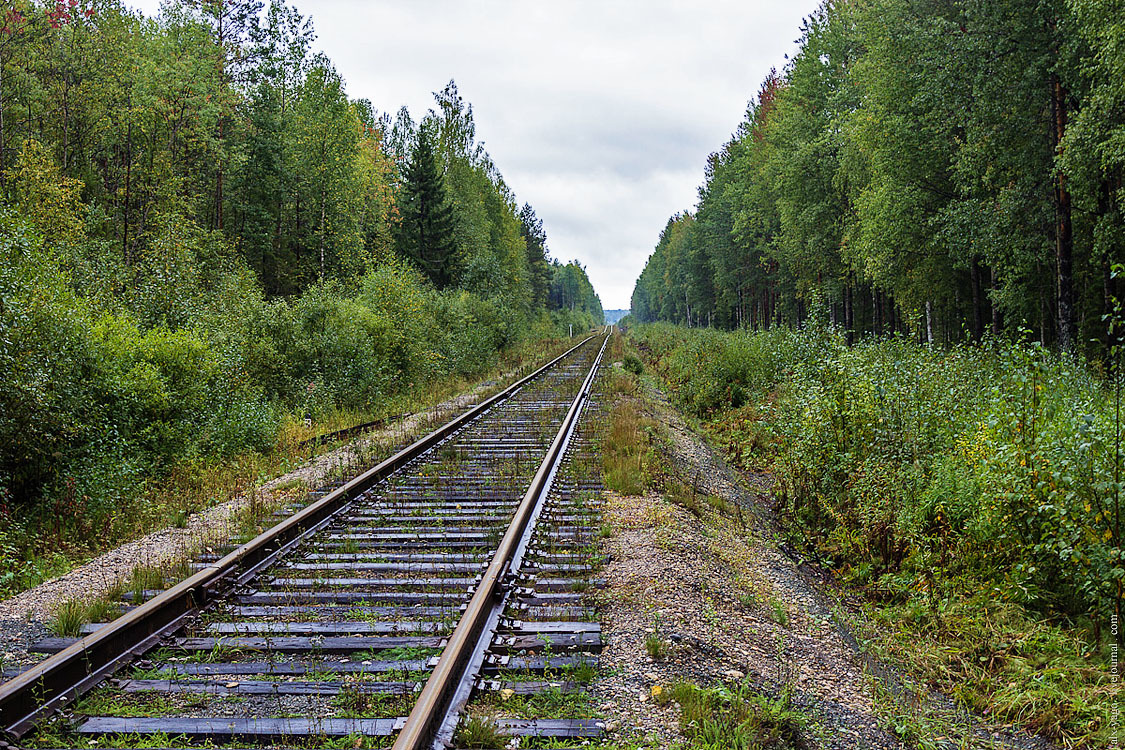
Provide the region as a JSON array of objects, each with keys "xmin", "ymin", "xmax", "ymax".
[
  {"xmin": 393, "ymin": 330, "xmax": 609, "ymax": 750},
  {"xmin": 0, "ymin": 334, "xmax": 597, "ymax": 741}
]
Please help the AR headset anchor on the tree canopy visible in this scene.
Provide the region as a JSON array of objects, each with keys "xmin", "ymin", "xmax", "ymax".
[{"xmin": 632, "ymin": 0, "xmax": 1122, "ymax": 356}]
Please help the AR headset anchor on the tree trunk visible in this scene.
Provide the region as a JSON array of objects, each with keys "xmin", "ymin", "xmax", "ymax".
[
  {"xmin": 1051, "ymin": 72, "xmax": 1076, "ymax": 352},
  {"xmin": 991, "ymin": 266, "xmax": 1002, "ymax": 335},
  {"xmin": 0, "ymin": 53, "xmax": 5, "ymax": 165},
  {"xmin": 926, "ymin": 300, "xmax": 933, "ymax": 345},
  {"xmin": 123, "ymin": 122, "xmax": 132, "ymax": 265},
  {"xmin": 319, "ymin": 194, "xmax": 326, "ymax": 279},
  {"xmin": 970, "ymin": 257, "xmax": 984, "ymax": 341}
]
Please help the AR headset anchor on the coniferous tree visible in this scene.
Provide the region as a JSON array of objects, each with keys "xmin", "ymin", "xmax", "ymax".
[
  {"xmin": 519, "ymin": 202, "xmax": 551, "ymax": 307},
  {"xmin": 396, "ymin": 126, "xmax": 458, "ymax": 287}
]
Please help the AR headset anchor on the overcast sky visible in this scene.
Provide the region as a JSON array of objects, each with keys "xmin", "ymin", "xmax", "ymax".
[{"xmin": 133, "ymin": 1, "xmax": 819, "ymax": 309}]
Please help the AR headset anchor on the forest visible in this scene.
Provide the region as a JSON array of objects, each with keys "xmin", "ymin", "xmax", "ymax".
[
  {"xmin": 0, "ymin": 0, "xmax": 602, "ymax": 591},
  {"xmin": 631, "ymin": 0, "xmax": 1123, "ymax": 354},
  {"xmin": 625, "ymin": 1, "xmax": 1123, "ymax": 740}
]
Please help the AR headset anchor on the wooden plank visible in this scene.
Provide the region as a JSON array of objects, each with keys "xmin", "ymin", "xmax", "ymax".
[
  {"xmin": 283, "ymin": 561, "xmax": 483, "ymax": 573},
  {"xmin": 499, "ymin": 718, "xmax": 603, "ymax": 738},
  {"xmin": 514, "ymin": 606, "xmax": 595, "ymax": 620},
  {"xmin": 351, "ymin": 500, "xmax": 514, "ymax": 509},
  {"xmin": 265, "ymin": 576, "xmax": 477, "ymax": 588},
  {"xmin": 235, "ymin": 591, "xmax": 467, "ymax": 605},
  {"xmin": 517, "ymin": 593, "xmax": 587, "ymax": 605},
  {"xmin": 299, "ymin": 553, "xmax": 489, "ymax": 562},
  {"xmin": 205, "ymin": 620, "xmax": 447, "ymax": 635},
  {"xmin": 486, "ymin": 655, "xmax": 598, "ymax": 674},
  {"xmin": 534, "ymin": 578, "xmax": 606, "ymax": 592},
  {"xmin": 320, "ymin": 540, "xmax": 488, "ymax": 550},
  {"xmin": 346, "ymin": 514, "xmax": 509, "ymax": 523},
  {"xmin": 327, "ymin": 529, "xmax": 492, "ymax": 539},
  {"xmin": 76, "ymin": 716, "xmax": 400, "ymax": 739},
  {"xmin": 155, "ymin": 659, "xmax": 430, "ymax": 676},
  {"xmin": 488, "ymin": 680, "xmax": 582, "ymax": 695},
  {"xmin": 28, "ymin": 637, "xmax": 76, "ymax": 654},
  {"xmin": 114, "ymin": 679, "xmax": 417, "ymax": 696},
  {"xmin": 175, "ymin": 635, "xmax": 444, "ymax": 653},
  {"xmin": 491, "ymin": 633, "xmax": 602, "ymax": 653},
  {"xmin": 228, "ymin": 605, "xmax": 454, "ymax": 618},
  {"xmin": 536, "ymin": 564, "xmax": 595, "ymax": 575},
  {"xmin": 508, "ymin": 622, "xmax": 600, "ymax": 634}
]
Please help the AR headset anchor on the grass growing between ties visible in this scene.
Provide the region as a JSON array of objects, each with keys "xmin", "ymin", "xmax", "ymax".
[
  {"xmin": 455, "ymin": 715, "xmax": 511, "ymax": 749},
  {"xmin": 331, "ymin": 681, "xmax": 415, "ymax": 718},
  {"xmin": 629, "ymin": 321, "xmax": 1119, "ymax": 745},
  {"xmin": 482, "ymin": 686, "xmax": 598, "ymax": 721}
]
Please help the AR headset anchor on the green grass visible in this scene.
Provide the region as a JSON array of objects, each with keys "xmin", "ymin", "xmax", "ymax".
[
  {"xmin": 330, "ymin": 682, "xmax": 415, "ymax": 718},
  {"xmin": 768, "ymin": 597, "xmax": 790, "ymax": 628},
  {"xmin": 455, "ymin": 715, "xmax": 511, "ymax": 748},
  {"xmin": 359, "ymin": 645, "xmax": 441, "ymax": 662},
  {"xmin": 481, "ymin": 686, "xmax": 596, "ymax": 720},
  {"xmin": 600, "ymin": 371, "xmax": 657, "ymax": 495},
  {"xmin": 74, "ymin": 689, "xmax": 181, "ymax": 718},
  {"xmin": 644, "ymin": 632, "xmax": 669, "ymax": 660},
  {"xmin": 655, "ymin": 680, "xmax": 807, "ymax": 749}
]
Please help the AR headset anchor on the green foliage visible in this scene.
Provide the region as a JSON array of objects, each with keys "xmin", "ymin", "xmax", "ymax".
[
  {"xmin": 549, "ymin": 259, "xmax": 604, "ymax": 324},
  {"xmin": 644, "ymin": 632, "xmax": 668, "ymax": 660},
  {"xmin": 632, "ymin": 0, "xmax": 1123, "ymax": 356},
  {"xmin": 600, "ymin": 372, "xmax": 657, "ymax": 496},
  {"xmin": 453, "ymin": 715, "xmax": 509, "ymax": 748},
  {"xmin": 0, "ymin": 2, "xmax": 605, "ymax": 600},
  {"xmin": 634, "ymin": 322, "xmax": 1120, "ymax": 742},
  {"xmin": 656, "ymin": 680, "xmax": 806, "ymax": 750},
  {"xmin": 395, "ymin": 125, "xmax": 458, "ymax": 288},
  {"xmin": 622, "ymin": 354, "xmax": 643, "ymax": 375}
]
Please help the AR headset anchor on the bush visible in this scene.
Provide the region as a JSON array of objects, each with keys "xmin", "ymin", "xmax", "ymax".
[
  {"xmin": 634, "ymin": 322, "xmax": 1121, "ymax": 742},
  {"xmin": 633, "ymin": 323, "xmax": 1123, "ymax": 639}
]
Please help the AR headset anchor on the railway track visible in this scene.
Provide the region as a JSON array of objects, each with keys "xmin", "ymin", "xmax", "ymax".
[{"xmin": 0, "ymin": 331, "xmax": 611, "ymax": 749}]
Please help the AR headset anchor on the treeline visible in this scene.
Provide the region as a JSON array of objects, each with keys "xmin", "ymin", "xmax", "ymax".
[
  {"xmin": 631, "ymin": 0, "xmax": 1122, "ymax": 354},
  {"xmin": 0, "ymin": 0, "xmax": 602, "ymax": 521}
]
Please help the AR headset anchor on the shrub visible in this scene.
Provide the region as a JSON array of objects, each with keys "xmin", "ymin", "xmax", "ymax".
[{"xmin": 632, "ymin": 323, "xmax": 1123, "ymax": 641}]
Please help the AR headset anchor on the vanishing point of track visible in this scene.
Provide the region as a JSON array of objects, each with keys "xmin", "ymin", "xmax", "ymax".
[{"xmin": 0, "ymin": 331, "xmax": 611, "ymax": 749}]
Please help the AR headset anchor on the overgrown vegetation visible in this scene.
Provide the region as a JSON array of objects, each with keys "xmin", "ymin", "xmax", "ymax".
[
  {"xmin": 0, "ymin": 0, "xmax": 604, "ymax": 599},
  {"xmin": 630, "ymin": 321, "xmax": 1118, "ymax": 745},
  {"xmin": 454, "ymin": 715, "xmax": 510, "ymax": 749},
  {"xmin": 599, "ymin": 346, "xmax": 658, "ymax": 495},
  {"xmin": 652, "ymin": 680, "xmax": 806, "ymax": 750}
]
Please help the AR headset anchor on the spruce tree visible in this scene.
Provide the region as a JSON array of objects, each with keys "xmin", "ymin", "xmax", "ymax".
[
  {"xmin": 396, "ymin": 128, "xmax": 458, "ymax": 287},
  {"xmin": 519, "ymin": 203, "xmax": 551, "ymax": 307}
]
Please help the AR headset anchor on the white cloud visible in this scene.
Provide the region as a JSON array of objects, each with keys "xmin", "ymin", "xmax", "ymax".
[{"xmin": 130, "ymin": 0, "xmax": 819, "ymax": 308}]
